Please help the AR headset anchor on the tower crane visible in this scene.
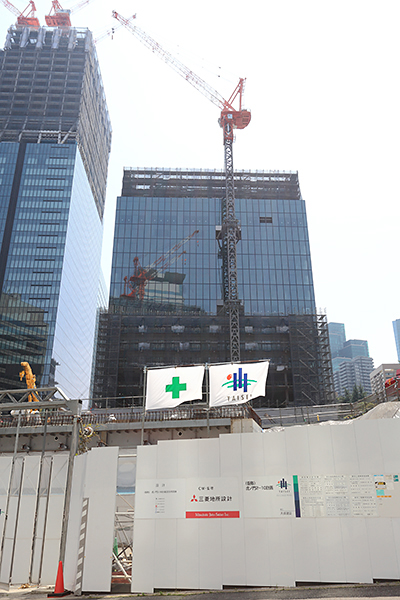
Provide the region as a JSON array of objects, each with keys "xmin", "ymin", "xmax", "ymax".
[
  {"xmin": 123, "ymin": 230, "xmax": 199, "ymax": 301},
  {"xmin": 112, "ymin": 12, "xmax": 251, "ymax": 362},
  {"xmin": 45, "ymin": 0, "xmax": 92, "ymax": 27},
  {"xmin": 0, "ymin": 0, "xmax": 39, "ymax": 27}
]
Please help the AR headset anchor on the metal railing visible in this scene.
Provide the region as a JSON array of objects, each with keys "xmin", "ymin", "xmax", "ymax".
[{"xmin": 0, "ymin": 404, "xmax": 262, "ymax": 429}]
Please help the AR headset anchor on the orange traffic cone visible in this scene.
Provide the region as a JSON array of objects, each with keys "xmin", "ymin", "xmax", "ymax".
[{"xmin": 48, "ymin": 561, "xmax": 71, "ymax": 597}]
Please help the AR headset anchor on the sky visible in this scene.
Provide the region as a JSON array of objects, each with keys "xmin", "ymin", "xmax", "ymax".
[{"xmin": 1, "ymin": 0, "xmax": 399, "ymax": 368}]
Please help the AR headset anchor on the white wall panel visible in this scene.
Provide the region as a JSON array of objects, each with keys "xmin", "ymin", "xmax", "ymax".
[
  {"xmin": 40, "ymin": 455, "xmax": 68, "ymax": 585},
  {"xmin": 176, "ymin": 520, "xmax": 199, "ymax": 589},
  {"xmin": 354, "ymin": 421, "xmax": 383, "ymax": 474},
  {"xmin": 331, "ymin": 426, "xmax": 359, "ymax": 473},
  {"xmin": 308, "ymin": 426, "xmax": 335, "ymax": 473},
  {"xmin": 263, "ymin": 431, "xmax": 288, "ymax": 472},
  {"xmin": 11, "ymin": 496, "xmax": 36, "ymax": 583},
  {"xmin": 198, "ymin": 520, "xmax": 222, "ymax": 589},
  {"xmin": 177, "ymin": 439, "xmax": 199, "ymax": 478},
  {"xmin": 0, "ymin": 465, "xmax": 19, "ymax": 585},
  {"xmin": 131, "ymin": 519, "xmax": 155, "ymax": 593},
  {"xmin": 136, "ymin": 445, "xmax": 157, "ymax": 480},
  {"xmin": 81, "ymin": 447, "xmax": 118, "ymax": 593},
  {"xmin": 366, "ymin": 518, "xmax": 400, "ymax": 580},
  {"xmin": 0, "ymin": 538, "xmax": 13, "ymax": 586},
  {"xmin": 0, "ymin": 457, "xmax": 12, "ymax": 553},
  {"xmin": 292, "ymin": 519, "xmax": 320, "ymax": 582},
  {"xmin": 341, "ymin": 518, "xmax": 372, "ymax": 583},
  {"xmin": 11, "ymin": 456, "xmax": 40, "ymax": 584},
  {"xmin": 157, "ymin": 441, "xmax": 179, "ymax": 478},
  {"xmin": 267, "ymin": 519, "xmax": 295, "ymax": 587},
  {"xmin": 220, "ymin": 434, "xmax": 241, "ymax": 477},
  {"xmin": 40, "ymin": 496, "xmax": 65, "ymax": 585},
  {"xmin": 221, "ymin": 519, "xmax": 245, "ymax": 585},
  {"xmin": 30, "ymin": 496, "xmax": 47, "ymax": 583},
  {"xmin": 242, "ymin": 434, "xmax": 264, "ymax": 476},
  {"xmin": 64, "ymin": 452, "xmax": 87, "ymax": 591},
  {"xmin": 243, "ymin": 518, "xmax": 269, "ymax": 586},
  {"xmin": 391, "ymin": 518, "xmax": 400, "ymax": 577},
  {"xmin": 132, "ymin": 419, "xmax": 400, "ymax": 591},
  {"xmin": 198, "ymin": 438, "xmax": 220, "ymax": 478},
  {"xmin": 286, "ymin": 427, "xmax": 311, "ymax": 475},
  {"xmin": 153, "ymin": 520, "xmax": 177, "ymax": 589},
  {"xmin": 315, "ymin": 519, "xmax": 346, "ymax": 583},
  {"xmin": 379, "ymin": 420, "xmax": 400, "ymax": 473}
]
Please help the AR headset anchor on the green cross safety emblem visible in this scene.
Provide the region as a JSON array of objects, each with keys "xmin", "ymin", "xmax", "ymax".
[{"xmin": 165, "ymin": 376, "xmax": 187, "ymax": 399}]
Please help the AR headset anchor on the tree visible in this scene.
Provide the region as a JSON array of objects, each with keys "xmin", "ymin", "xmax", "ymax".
[
  {"xmin": 343, "ymin": 389, "xmax": 352, "ymax": 403},
  {"xmin": 352, "ymin": 385, "xmax": 359, "ymax": 402},
  {"xmin": 358, "ymin": 384, "xmax": 367, "ymax": 399}
]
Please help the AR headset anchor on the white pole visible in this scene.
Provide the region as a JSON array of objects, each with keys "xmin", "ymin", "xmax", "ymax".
[
  {"xmin": 205, "ymin": 363, "xmax": 210, "ymax": 435},
  {"xmin": 140, "ymin": 367, "xmax": 147, "ymax": 445}
]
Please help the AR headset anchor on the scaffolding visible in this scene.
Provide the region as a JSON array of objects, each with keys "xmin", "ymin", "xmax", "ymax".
[
  {"xmin": 288, "ymin": 313, "xmax": 335, "ymax": 405},
  {"xmin": 122, "ymin": 167, "xmax": 301, "ymax": 200},
  {"xmin": 92, "ymin": 309, "xmax": 333, "ymax": 408}
]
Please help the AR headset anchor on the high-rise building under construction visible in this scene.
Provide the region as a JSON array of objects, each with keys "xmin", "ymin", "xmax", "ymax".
[
  {"xmin": 92, "ymin": 168, "xmax": 334, "ymax": 407},
  {"xmin": 0, "ymin": 25, "xmax": 111, "ymax": 397}
]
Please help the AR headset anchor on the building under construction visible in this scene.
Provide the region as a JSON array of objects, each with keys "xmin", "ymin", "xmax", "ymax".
[
  {"xmin": 0, "ymin": 25, "xmax": 111, "ymax": 396},
  {"xmin": 92, "ymin": 168, "xmax": 334, "ymax": 407}
]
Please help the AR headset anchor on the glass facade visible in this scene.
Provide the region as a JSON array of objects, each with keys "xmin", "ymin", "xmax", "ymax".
[
  {"xmin": 393, "ymin": 319, "xmax": 400, "ymax": 362},
  {"xmin": 110, "ymin": 172, "xmax": 316, "ymax": 317},
  {"xmin": 0, "ymin": 25, "xmax": 111, "ymax": 397},
  {"xmin": 0, "ymin": 142, "xmax": 102, "ymax": 395},
  {"xmin": 328, "ymin": 322, "xmax": 346, "ymax": 358}
]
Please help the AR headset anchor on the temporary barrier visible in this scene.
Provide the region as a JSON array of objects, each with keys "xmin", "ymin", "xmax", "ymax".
[
  {"xmin": 0, "ymin": 447, "xmax": 118, "ymax": 592},
  {"xmin": 132, "ymin": 419, "xmax": 400, "ymax": 592}
]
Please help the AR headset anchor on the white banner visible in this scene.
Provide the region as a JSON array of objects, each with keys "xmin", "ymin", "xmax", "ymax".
[
  {"xmin": 209, "ymin": 361, "xmax": 269, "ymax": 407},
  {"xmin": 145, "ymin": 365, "xmax": 205, "ymax": 410}
]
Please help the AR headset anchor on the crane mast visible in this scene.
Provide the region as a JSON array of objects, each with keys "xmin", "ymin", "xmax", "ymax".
[{"xmin": 112, "ymin": 12, "xmax": 251, "ymax": 362}]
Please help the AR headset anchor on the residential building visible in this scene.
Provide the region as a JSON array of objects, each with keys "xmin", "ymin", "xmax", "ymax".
[
  {"xmin": 0, "ymin": 25, "xmax": 111, "ymax": 397},
  {"xmin": 370, "ymin": 363, "xmax": 400, "ymax": 403},
  {"xmin": 328, "ymin": 322, "xmax": 373, "ymax": 397},
  {"xmin": 333, "ymin": 355, "xmax": 374, "ymax": 397},
  {"xmin": 92, "ymin": 168, "xmax": 334, "ymax": 408},
  {"xmin": 393, "ymin": 319, "xmax": 400, "ymax": 362}
]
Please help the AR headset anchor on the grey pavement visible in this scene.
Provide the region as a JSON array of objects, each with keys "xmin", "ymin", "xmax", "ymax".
[{"xmin": 3, "ymin": 583, "xmax": 400, "ymax": 600}]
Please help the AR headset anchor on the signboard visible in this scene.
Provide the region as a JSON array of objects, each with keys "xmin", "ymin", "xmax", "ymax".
[
  {"xmin": 135, "ymin": 477, "xmax": 240, "ymax": 519},
  {"xmin": 294, "ymin": 473, "xmax": 400, "ymax": 518}
]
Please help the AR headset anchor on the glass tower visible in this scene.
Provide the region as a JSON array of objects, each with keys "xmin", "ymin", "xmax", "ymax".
[
  {"xmin": 393, "ymin": 319, "xmax": 400, "ymax": 362},
  {"xmin": 0, "ymin": 26, "xmax": 111, "ymax": 397},
  {"xmin": 93, "ymin": 168, "xmax": 334, "ymax": 407},
  {"xmin": 328, "ymin": 322, "xmax": 346, "ymax": 358}
]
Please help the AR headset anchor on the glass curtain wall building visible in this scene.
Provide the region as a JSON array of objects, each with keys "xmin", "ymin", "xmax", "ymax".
[
  {"xmin": 393, "ymin": 319, "xmax": 400, "ymax": 362},
  {"xmin": 93, "ymin": 168, "xmax": 334, "ymax": 407},
  {"xmin": 0, "ymin": 26, "xmax": 111, "ymax": 397}
]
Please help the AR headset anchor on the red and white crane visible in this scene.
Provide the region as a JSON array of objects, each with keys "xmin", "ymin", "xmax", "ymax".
[
  {"xmin": 45, "ymin": 0, "xmax": 92, "ymax": 27},
  {"xmin": 112, "ymin": 12, "xmax": 251, "ymax": 362},
  {"xmin": 123, "ymin": 230, "xmax": 199, "ymax": 302},
  {"xmin": 0, "ymin": 0, "xmax": 39, "ymax": 27}
]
